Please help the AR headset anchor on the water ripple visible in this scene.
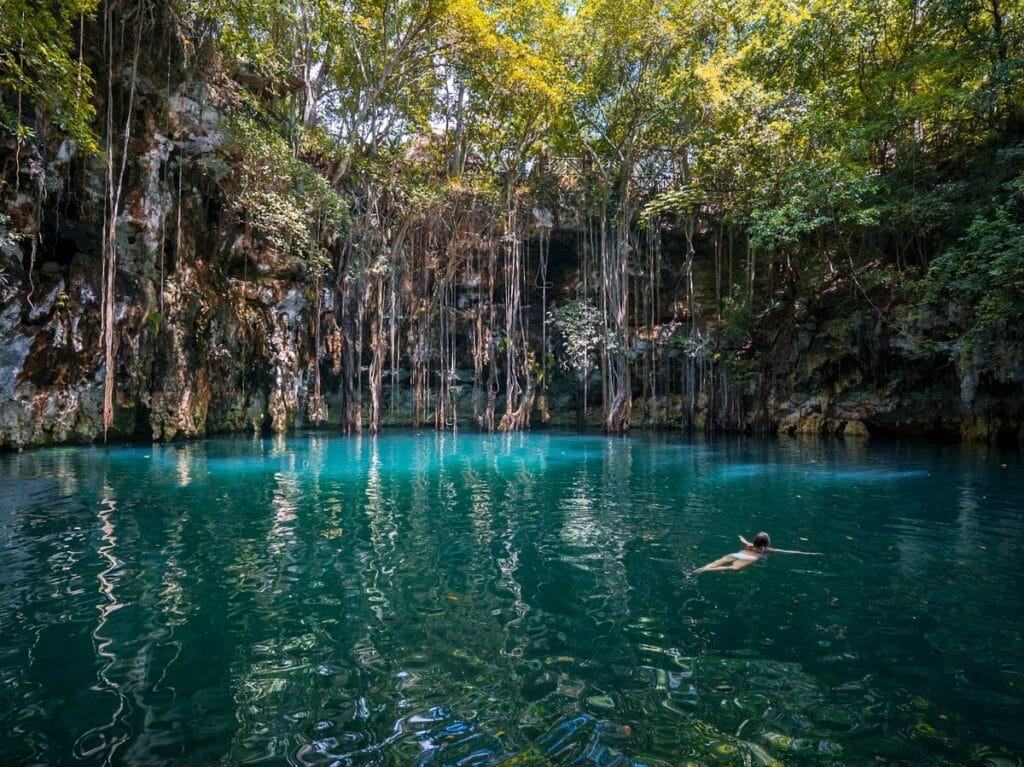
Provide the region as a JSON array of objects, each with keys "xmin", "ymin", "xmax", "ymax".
[{"xmin": 0, "ymin": 434, "xmax": 1021, "ymax": 765}]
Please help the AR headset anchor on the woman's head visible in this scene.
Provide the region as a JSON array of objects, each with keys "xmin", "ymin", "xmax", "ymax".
[{"xmin": 753, "ymin": 532, "xmax": 771, "ymax": 550}]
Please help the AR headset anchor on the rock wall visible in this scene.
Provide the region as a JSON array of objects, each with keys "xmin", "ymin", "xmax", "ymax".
[
  {"xmin": 0, "ymin": 68, "xmax": 333, "ymax": 448},
  {"xmin": 724, "ymin": 293, "xmax": 1024, "ymax": 446}
]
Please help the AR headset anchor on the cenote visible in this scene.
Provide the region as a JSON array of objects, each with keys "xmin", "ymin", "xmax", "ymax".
[{"xmin": 1, "ymin": 432, "xmax": 1021, "ymax": 766}]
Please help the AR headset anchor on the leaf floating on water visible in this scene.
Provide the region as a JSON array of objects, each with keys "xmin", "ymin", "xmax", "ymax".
[
  {"xmin": 556, "ymin": 678, "xmax": 585, "ymax": 698},
  {"xmin": 495, "ymin": 748, "xmax": 548, "ymax": 767},
  {"xmin": 447, "ymin": 594, "xmax": 459, "ymax": 602}
]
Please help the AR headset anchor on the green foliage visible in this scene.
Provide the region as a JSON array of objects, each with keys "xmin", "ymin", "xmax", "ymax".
[
  {"xmin": 0, "ymin": 0, "xmax": 99, "ymax": 151},
  {"xmin": 326, "ymin": 0, "xmax": 449, "ymax": 156},
  {"xmin": 722, "ymin": 351, "xmax": 760, "ymax": 391},
  {"xmin": 225, "ymin": 116, "xmax": 349, "ymax": 273},
  {"xmin": 548, "ymin": 298, "xmax": 602, "ymax": 375},
  {"xmin": 0, "ymin": 213, "xmax": 16, "ymax": 288},
  {"xmin": 743, "ymin": 159, "xmax": 878, "ymax": 252},
  {"xmin": 719, "ymin": 293, "xmax": 758, "ymax": 350},
  {"xmin": 144, "ymin": 310, "xmax": 163, "ymax": 335},
  {"xmin": 641, "ymin": 184, "xmax": 702, "ymax": 222},
  {"xmin": 186, "ymin": 0, "xmax": 296, "ymax": 80},
  {"xmin": 667, "ymin": 331, "xmax": 707, "ymax": 357},
  {"xmin": 924, "ymin": 173, "xmax": 1024, "ymax": 346},
  {"xmin": 0, "ymin": 212, "xmax": 14, "ymax": 248}
]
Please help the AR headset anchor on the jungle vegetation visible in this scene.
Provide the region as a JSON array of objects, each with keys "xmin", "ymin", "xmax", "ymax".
[{"xmin": 2, "ymin": 0, "xmax": 1022, "ymax": 434}]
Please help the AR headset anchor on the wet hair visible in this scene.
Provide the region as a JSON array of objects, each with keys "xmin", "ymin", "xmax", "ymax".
[{"xmin": 753, "ymin": 532, "xmax": 771, "ymax": 551}]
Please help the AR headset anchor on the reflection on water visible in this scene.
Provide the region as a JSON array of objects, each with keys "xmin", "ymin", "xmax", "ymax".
[
  {"xmin": 0, "ymin": 433, "xmax": 1021, "ymax": 766},
  {"xmin": 74, "ymin": 492, "xmax": 129, "ymax": 763}
]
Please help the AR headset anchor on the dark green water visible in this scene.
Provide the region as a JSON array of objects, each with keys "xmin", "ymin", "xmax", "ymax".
[{"xmin": 1, "ymin": 433, "xmax": 1021, "ymax": 766}]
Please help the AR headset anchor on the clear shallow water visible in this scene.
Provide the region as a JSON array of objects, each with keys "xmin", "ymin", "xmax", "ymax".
[{"xmin": 0, "ymin": 432, "xmax": 1021, "ymax": 767}]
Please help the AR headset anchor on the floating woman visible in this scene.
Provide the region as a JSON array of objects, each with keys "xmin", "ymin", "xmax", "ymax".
[{"xmin": 693, "ymin": 532, "xmax": 822, "ymax": 574}]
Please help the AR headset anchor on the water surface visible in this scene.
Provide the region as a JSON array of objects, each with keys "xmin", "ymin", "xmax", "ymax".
[{"xmin": 0, "ymin": 432, "xmax": 1021, "ymax": 765}]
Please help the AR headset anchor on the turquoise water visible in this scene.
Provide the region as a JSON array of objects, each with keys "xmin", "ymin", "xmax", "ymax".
[{"xmin": 0, "ymin": 432, "xmax": 1022, "ymax": 766}]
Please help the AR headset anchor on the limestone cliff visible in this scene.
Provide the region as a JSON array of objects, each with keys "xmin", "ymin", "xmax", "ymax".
[{"xmin": 0, "ymin": 62, "xmax": 331, "ymax": 447}]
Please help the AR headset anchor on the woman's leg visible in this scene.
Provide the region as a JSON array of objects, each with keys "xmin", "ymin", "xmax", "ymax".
[{"xmin": 694, "ymin": 555, "xmax": 736, "ymax": 573}]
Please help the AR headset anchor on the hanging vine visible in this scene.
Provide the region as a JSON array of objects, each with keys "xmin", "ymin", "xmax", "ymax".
[{"xmin": 100, "ymin": 0, "xmax": 143, "ymax": 441}]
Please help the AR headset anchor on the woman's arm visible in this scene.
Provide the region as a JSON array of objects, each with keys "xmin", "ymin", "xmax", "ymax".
[
  {"xmin": 738, "ymin": 535, "xmax": 753, "ymax": 547},
  {"xmin": 767, "ymin": 547, "xmax": 823, "ymax": 556}
]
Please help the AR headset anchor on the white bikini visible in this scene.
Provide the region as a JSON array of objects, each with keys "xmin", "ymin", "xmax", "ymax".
[{"xmin": 732, "ymin": 550, "xmax": 759, "ymax": 561}]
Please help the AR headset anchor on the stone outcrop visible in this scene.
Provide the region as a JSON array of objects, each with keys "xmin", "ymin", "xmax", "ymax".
[
  {"xmin": 0, "ymin": 66, "xmax": 335, "ymax": 448},
  {"xmin": 762, "ymin": 310, "xmax": 1024, "ymax": 445}
]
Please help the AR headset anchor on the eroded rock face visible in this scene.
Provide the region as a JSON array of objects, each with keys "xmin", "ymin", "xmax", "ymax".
[
  {"xmin": 0, "ymin": 68, "xmax": 343, "ymax": 450},
  {"xmin": 760, "ymin": 312, "xmax": 1024, "ymax": 444}
]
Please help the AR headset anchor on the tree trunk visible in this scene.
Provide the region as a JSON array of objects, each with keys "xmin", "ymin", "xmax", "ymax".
[
  {"xmin": 498, "ymin": 196, "xmax": 534, "ymax": 431},
  {"xmin": 603, "ymin": 169, "xmax": 633, "ymax": 433}
]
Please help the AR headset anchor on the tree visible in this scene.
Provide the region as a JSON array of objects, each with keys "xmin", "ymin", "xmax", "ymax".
[{"xmin": 0, "ymin": 0, "xmax": 99, "ymax": 151}]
